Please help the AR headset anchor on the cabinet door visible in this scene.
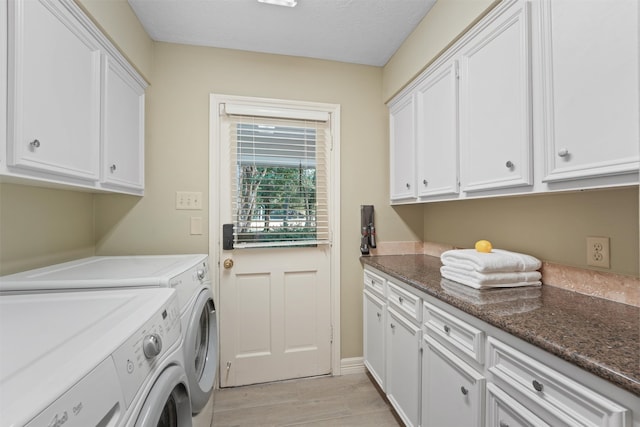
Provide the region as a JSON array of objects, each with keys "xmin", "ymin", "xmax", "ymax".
[
  {"xmin": 7, "ymin": 0, "xmax": 100, "ymax": 181},
  {"xmin": 422, "ymin": 336, "xmax": 485, "ymax": 427},
  {"xmin": 416, "ymin": 60, "xmax": 459, "ymax": 198},
  {"xmin": 101, "ymin": 55, "xmax": 145, "ymax": 192},
  {"xmin": 389, "ymin": 94, "xmax": 416, "ymax": 201},
  {"xmin": 540, "ymin": 0, "xmax": 639, "ymax": 182},
  {"xmin": 363, "ymin": 290, "xmax": 386, "ymax": 391},
  {"xmin": 459, "ymin": 0, "xmax": 532, "ymax": 192},
  {"xmin": 386, "ymin": 307, "xmax": 421, "ymax": 427}
]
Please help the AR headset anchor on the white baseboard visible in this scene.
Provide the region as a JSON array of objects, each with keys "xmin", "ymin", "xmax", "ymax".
[{"xmin": 340, "ymin": 357, "xmax": 365, "ymax": 375}]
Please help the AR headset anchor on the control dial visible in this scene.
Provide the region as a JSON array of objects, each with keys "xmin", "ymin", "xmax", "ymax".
[
  {"xmin": 142, "ymin": 333, "xmax": 163, "ymax": 359},
  {"xmin": 196, "ymin": 268, "xmax": 206, "ymax": 281}
]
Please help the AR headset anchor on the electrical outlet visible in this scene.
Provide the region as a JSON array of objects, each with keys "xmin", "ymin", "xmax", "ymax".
[
  {"xmin": 176, "ymin": 191, "xmax": 202, "ymax": 210},
  {"xmin": 586, "ymin": 236, "xmax": 610, "ymax": 268}
]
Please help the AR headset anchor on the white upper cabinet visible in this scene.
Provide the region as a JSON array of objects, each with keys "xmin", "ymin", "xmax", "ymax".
[
  {"xmin": 7, "ymin": 0, "xmax": 101, "ymax": 182},
  {"xmin": 539, "ymin": 0, "xmax": 639, "ymax": 183},
  {"xmin": 459, "ymin": 0, "xmax": 532, "ymax": 192},
  {"xmin": 2, "ymin": 0, "xmax": 147, "ymax": 195},
  {"xmin": 101, "ymin": 55, "xmax": 145, "ymax": 192},
  {"xmin": 389, "ymin": 93, "xmax": 417, "ymax": 201},
  {"xmin": 415, "ymin": 59, "xmax": 460, "ymax": 198}
]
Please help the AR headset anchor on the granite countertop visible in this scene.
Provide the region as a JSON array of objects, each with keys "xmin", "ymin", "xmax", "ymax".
[{"xmin": 361, "ymin": 254, "xmax": 640, "ymax": 397}]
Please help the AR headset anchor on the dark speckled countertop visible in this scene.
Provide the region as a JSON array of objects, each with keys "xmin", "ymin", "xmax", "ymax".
[{"xmin": 361, "ymin": 254, "xmax": 640, "ymax": 397}]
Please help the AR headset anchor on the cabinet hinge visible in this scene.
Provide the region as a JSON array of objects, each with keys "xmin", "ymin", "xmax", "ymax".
[{"xmin": 330, "ymin": 325, "xmax": 334, "ymax": 343}]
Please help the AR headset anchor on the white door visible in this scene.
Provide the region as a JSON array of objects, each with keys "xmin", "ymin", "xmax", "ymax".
[{"xmin": 213, "ymin": 96, "xmax": 338, "ymax": 388}]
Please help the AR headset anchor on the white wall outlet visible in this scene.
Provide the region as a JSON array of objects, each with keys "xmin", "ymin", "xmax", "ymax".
[
  {"xmin": 190, "ymin": 217, "xmax": 203, "ymax": 235},
  {"xmin": 176, "ymin": 191, "xmax": 203, "ymax": 210},
  {"xmin": 586, "ymin": 236, "xmax": 610, "ymax": 268}
]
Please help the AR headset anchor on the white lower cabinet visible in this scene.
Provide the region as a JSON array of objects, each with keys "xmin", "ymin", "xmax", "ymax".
[
  {"xmin": 386, "ymin": 306, "xmax": 422, "ymax": 427},
  {"xmin": 422, "ymin": 335, "xmax": 485, "ymax": 427},
  {"xmin": 362, "ymin": 266, "xmax": 636, "ymax": 427},
  {"xmin": 363, "ymin": 289, "xmax": 385, "ymax": 390},
  {"xmin": 487, "ymin": 337, "xmax": 630, "ymax": 427}
]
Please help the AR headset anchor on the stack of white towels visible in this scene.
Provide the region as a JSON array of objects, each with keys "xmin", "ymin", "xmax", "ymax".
[{"xmin": 440, "ymin": 248, "xmax": 542, "ymax": 289}]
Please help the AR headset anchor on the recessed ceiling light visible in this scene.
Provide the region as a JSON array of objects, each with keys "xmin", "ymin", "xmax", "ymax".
[{"xmin": 258, "ymin": 0, "xmax": 298, "ymax": 7}]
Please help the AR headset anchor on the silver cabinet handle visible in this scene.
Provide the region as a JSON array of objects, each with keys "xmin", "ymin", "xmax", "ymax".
[
  {"xmin": 532, "ymin": 379, "xmax": 543, "ymax": 392},
  {"xmin": 558, "ymin": 148, "xmax": 569, "ymax": 157},
  {"xmin": 376, "ymin": 312, "xmax": 381, "ymax": 319},
  {"xmin": 423, "ymin": 179, "xmax": 428, "ymax": 186},
  {"xmin": 405, "ymin": 183, "xmax": 411, "ymax": 189},
  {"xmin": 460, "ymin": 386, "xmax": 468, "ymax": 396},
  {"xmin": 110, "ymin": 164, "xmax": 117, "ymax": 173},
  {"xmin": 390, "ymin": 323, "xmax": 396, "ymax": 330},
  {"xmin": 499, "ymin": 421, "xmax": 509, "ymax": 427},
  {"xmin": 443, "ymin": 325, "xmax": 450, "ymax": 333},
  {"xmin": 505, "ymin": 160, "xmax": 514, "ymax": 169},
  {"xmin": 30, "ymin": 139, "xmax": 40, "ymax": 149},
  {"xmin": 398, "ymin": 296, "xmax": 404, "ymax": 304}
]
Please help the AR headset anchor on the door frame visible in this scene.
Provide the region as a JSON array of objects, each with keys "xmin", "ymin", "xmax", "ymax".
[{"xmin": 208, "ymin": 93, "xmax": 342, "ymax": 379}]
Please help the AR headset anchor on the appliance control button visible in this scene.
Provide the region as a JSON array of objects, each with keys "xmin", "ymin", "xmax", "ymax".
[
  {"xmin": 196, "ymin": 269, "xmax": 206, "ymax": 281},
  {"xmin": 142, "ymin": 334, "xmax": 162, "ymax": 359}
]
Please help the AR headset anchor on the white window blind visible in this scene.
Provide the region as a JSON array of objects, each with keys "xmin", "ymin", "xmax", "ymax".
[{"xmin": 225, "ymin": 107, "xmax": 331, "ymax": 248}]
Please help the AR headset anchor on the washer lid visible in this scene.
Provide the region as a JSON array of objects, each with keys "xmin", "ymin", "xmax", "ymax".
[
  {"xmin": 0, "ymin": 288, "xmax": 177, "ymax": 427},
  {"xmin": 0, "ymin": 254, "xmax": 207, "ymax": 291}
]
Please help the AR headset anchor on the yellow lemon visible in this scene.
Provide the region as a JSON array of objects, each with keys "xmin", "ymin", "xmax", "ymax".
[{"xmin": 475, "ymin": 240, "xmax": 493, "ymax": 253}]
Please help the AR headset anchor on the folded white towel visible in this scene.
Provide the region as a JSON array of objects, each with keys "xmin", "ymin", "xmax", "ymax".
[
  {"xmin": 440, "ymin": 278, "xmax": 541, "ymax": 305},
  {"xmin": 440, "ymin": 249, "xmax": 542, "ymax": 273},
  {"xmin": 440, "ymin": 266, "xmax": 541, "ymax": 286},
  {"xmin": 440, "ymin": 266, "xmax": 541, "ymax": 289}
]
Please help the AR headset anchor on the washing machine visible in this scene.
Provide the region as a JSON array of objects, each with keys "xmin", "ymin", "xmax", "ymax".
[
  {"xmin": 0, "ymin": 288, "xmax": 192, "ymax": 427},
  {"xmin": 0, "ymin": 254, "xmax": 218, "ymax": 422}
]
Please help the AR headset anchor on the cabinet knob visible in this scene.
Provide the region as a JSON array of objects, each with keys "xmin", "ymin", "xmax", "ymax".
[
  {"xmin": 110, "ymin": 164, "xmax": 117, "ymax": 173},
  {"xmin": 398, "ymin": 296, "xmax": 404, "ymax": 304},
  {"xmin": 505, "ymin": 160, "xmax": 514, "ymax": 169},
  {"xmin": 405, "ymin": 183, "xmax": 411, "ymax": 189},
  {"xmin": 376, "ymin": 312, "xmax": 381, "ymax": 319},
  {"xmin": 443, "ymin": 325, "xmax": 450, "ymax": 333},
  {"xmin": 532, "ymin": 379, "xmax": 544, "ymax": 392},
  {"xmin": 460, "ymin": 386, "xmax": 468, "ymax": 396},
  {"xmin": 558, "ymin": 148, "xmax": 569, "ymax": 157},
  {"xmin": 423, "ymin": 179, "xmax": 428, "ymax": 186},
  {"xmin": 499, "ymin": 421, "xmax": 509, "ymax": 427},
  {"xmin": 390, "ymin": 323, "xmax": 396, "ymax": 330},
  {"xmin": 29, "ymin": 139, "xmax": 41, "ymax": 149}
]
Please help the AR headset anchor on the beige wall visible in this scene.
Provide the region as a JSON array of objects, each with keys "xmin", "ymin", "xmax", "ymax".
[
  {"xmin": 423, "ymin": 188, "xmax": 640, "ymax": 276},
  {"xmin": 0, "ymin": 184, "xmax": 95, "ymax": 274},
  {"xmin": 93, "ymin": 43, "xmax": 420, "ymax": 358}
]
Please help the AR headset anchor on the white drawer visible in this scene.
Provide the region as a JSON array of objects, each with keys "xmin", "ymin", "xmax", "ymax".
[
  {"xmin": 487, "ymin": 383, "xmax": 551, "ymax": 427},
  {"xmin": 423, "ymin": 301, "xmax": 484, "ymax": 365},
  {"xmin": 387, "ymin": 280, "xmax": 421, "ymax": 323},
  {"xmin": 364, "ymin": 269, "xmax": 385, "ymax": 299},
  {"xmin": 487, "ymin": 337, "xmax": 629, "ymax": 427}
]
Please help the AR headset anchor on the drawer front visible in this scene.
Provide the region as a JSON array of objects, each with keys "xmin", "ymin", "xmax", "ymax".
[
  {"xmin": 364, "ymin": 269, "xmax": 385, "ymax": 299},
  {"xmin": 487, "ymin": 383, "xmax": 551, "ymax": 427},
  {"xmin": 423, "ymin": 301, "xmax": 484, "ymax": 365},
  {"xmin": 487, "ymin": 337, "xmax": 629, "ymax": 427},
  {"xmin": 387, "ymin": 280, "xmax": 421, "ymax": 323}
]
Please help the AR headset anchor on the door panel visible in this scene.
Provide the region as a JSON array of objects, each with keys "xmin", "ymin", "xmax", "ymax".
[{"xmin": 220, "ymin": 247, "xmax": 331, "ymax": 387}]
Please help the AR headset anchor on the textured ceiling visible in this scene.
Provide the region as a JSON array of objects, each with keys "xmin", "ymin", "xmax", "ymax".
[{"xmin": 127, "ymin": 0, "xmax": 437, "ymax": 66}]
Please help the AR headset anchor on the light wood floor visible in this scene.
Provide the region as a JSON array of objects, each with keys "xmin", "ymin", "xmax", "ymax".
[{"xmin": 211, "ymin": 373, "xmax": 402, "ymax": 426}]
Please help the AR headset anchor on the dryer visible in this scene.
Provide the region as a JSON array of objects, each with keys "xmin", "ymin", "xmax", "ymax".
[
  {"xmin": 0, "ymin": 288, "xmax": 192, "ymax": 427},
  {"xmin": 0, "ymin": 254, "xmax": 218, "ymax": 419}
]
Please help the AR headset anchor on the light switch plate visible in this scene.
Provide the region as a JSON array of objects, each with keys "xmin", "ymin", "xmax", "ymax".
[
  {"xmin": 176, "ymin": 191, "xmax": 202, "ymax": 210},
  {"xmin": 190, "ymin": 217, "xmax": 203, "ymax": 235}
]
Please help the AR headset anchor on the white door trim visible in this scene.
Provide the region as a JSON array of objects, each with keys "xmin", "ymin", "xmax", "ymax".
[{"xmin": 208, "ymin": 93, "xmax": 342, "ymax": 377}]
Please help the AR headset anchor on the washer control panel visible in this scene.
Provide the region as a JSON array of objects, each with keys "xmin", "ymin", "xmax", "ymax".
[
  {"xmin": 112, "ymin": 295, "xmax": 181, "ymax": 407},
  {"xmin": 169, "ymin": 257, "xmax": 211, "ymax": 311}
]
